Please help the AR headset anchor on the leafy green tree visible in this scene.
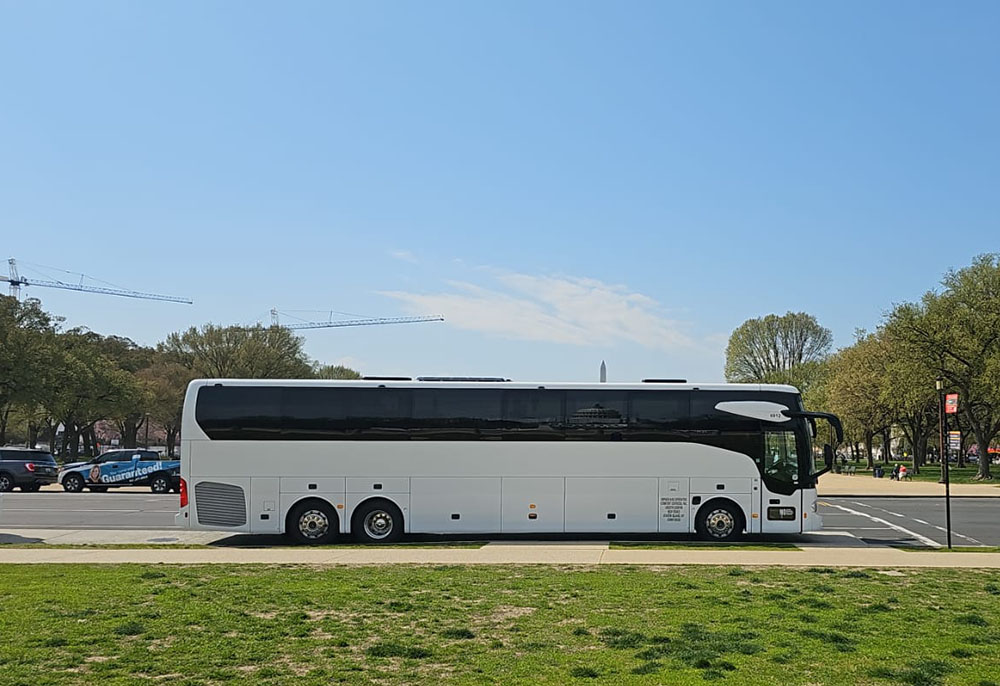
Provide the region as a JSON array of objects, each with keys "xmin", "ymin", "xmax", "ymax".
[
  {"xmin": 825, "ymin": 332, "xmax": 895, "ymax": 469},
  {"xmin": 160, "ymin": 324, "xmax": 314, "ymax": 378},
  {"xmin": 139, "ymin": 358, "xmax": 193, "ymax": 457},
  {"xmin": 890, "ymin": 254, "xmax": 1000, "ymax": 480},
  {"xmin": 0, "ymin": 296, "xmax": 59, "ymax": 445},
  {"xmin": 724, "ymin": 312, "xmax": 833, "ymax": 397},
  {"xmin": 314, "ymin": 364, "xmax": 362, "ymax": 379},
  {"xmin": 91, "ymin": 335, "xmax": 156, "ymax": 448},
  {"xmin": 45, "ymin": 330, "xmax": 144, "ymax": 459},
  {"xmin": 879, "ymin": 326, "xmax": 938, "ymax": 473}
]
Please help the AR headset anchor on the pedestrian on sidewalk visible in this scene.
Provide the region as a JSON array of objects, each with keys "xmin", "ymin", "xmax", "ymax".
[
  {"xmin": 891, "ymin": 464, "xmax": 900, "ymax": 481},
  {"xmin": 899, "ymin": 464, "xmax": 908, "ymax": 481}
]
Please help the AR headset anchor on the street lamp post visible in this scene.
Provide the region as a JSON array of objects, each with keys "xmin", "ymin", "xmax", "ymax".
[
  {"xmin": 936, "ymin": 378, "xmax": 953, "ymax": 549},
  {"xmin": 144, "ymin": 413, "xmax": 150, "ymax": 450}
]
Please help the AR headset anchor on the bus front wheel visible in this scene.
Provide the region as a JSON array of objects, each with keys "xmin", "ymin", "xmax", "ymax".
[
  {"xmin": 695, "ymin": 500, "xmax": 744, "ymax": 542},
  {"xmin": 286, "ymin": 499, "xmax": 339, "ymax": 545},
  {"xmin": 352, "ymin": 499, "xmax": 403, "ymax": 544}
]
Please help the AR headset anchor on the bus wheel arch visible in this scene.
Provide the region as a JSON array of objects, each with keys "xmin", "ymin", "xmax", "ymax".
[
  {"xmin": 285, "ymin": 497, "xmax": 340, "ymax": 545},
  {"xmin": 694, "ymin": 498, "xmax": 745, "ymax": 542},
  {"xmin": 350, "ymin": 497, "xmax": 404, "ymax": 544}
]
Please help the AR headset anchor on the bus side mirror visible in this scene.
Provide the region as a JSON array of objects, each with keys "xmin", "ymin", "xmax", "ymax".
[{"xmin": 823, "ymin": 444, "xmax": 834, "ymax": 469}]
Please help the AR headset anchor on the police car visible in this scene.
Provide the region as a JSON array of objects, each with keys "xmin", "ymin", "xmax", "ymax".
[{"xmin": 58, "ymin": 449, "xmax": 180, "ymax": 494}]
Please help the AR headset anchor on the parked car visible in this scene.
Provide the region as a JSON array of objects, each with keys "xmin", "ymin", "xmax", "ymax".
[
  {"xmin": 0, "ymin": 448, "xmax": 59, "ymax": 492},
  {"xmin": 58, "ymin": 449, "xmax": 180, "ymax": 494}
]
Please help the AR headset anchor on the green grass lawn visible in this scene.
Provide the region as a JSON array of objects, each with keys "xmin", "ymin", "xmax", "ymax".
[
  {"xmin": 2, "ymin": 565, "xmax": 999, "ymax": 685},
  {"xmin": 828, "ymin": 460, "xmax": 997, "ymax": 486}
]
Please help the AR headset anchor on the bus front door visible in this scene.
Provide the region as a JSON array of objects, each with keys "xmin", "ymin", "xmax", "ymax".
[{"xmin": 761, "ymin": 431, "xmax": 803, "ymax": 534}]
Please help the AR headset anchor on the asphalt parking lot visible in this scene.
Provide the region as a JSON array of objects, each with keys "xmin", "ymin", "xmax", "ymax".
[{"xmin": 1, "ymin": 491, "xmax": 996, "ymax": 548}]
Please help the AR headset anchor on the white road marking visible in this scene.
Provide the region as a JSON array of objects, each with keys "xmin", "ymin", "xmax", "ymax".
[
  {"xmin": 850, "ymin": 502, "xmax": 982, "ymax": 545},
  {"xmin": 922, "ymin": 523, "xmax": 982, "ymax": 545},
  {"xmin": 823, "ymin": 503, "xmax": 941, "ymax": 548}
]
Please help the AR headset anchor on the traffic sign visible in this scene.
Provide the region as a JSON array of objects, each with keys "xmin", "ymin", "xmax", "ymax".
[{"xmin": 948, "ymin": 431, "xmax": 961, "ymax": 451}]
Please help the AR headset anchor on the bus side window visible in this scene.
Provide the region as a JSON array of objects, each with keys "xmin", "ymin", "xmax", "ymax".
[
  {"xmin": 411, "ymin": 389, "xmax": 503, "ymax": 440},
  {"xmin": 503, "ymin": 390, "xmax": 564, "ymax": 440}
]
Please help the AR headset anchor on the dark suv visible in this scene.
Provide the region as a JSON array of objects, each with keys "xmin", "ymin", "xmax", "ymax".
[{"xmin": 0, "ymin": 448, "xmax": 59, "ymax": 492}]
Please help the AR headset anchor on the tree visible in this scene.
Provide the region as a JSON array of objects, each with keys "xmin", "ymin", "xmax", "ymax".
[
  {"xmin": 93, "ymin": 335, "xmax": 155, "ymax": 448},
  {"xmin": 879, "ymin": 326, "xmax": 938, "ymax": 473},
  {"xmin": 0, "ymin": 296, "xmax": 60, "ymax": 445},
  {"xmin": 314, "ymin": 364, "xmax": 362, "ymax": 379},
  {"xmin": 140, "ymin": 358, "xmax": 193, "ymax": 457},
  {"xmin": 160, "ymin": 324, "xmax": 314, "ymax": 378},
  {"xmin": 724, "ymin": 312, "xmax": 833, "ymax": 396},
  {"xmin": 825, "ymin": 332, "xmax": 895, "ymax": 469},
  {"xmin": 45, "ymin": 330, "xmax": 144, "ymax": 459},
  {"xmin": 890, "ymin": 254, "xmax": 1000, "ymax": 480}
]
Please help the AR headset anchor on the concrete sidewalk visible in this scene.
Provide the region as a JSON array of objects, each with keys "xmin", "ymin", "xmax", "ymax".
[
  {"xmin": 1, "ymin": 541, "xmax": 998, "ymax": 568},
  {"xmin": 817, "ymin": 473, "xmax": 999, "ymax": 497}
]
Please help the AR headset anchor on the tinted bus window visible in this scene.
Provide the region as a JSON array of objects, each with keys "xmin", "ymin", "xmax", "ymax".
[
  {"xmin": 629, "ymin": 391, "xmax": 688, "ymax": 426},
  {"xmin": 343, "ymin": 389, "xmax": 412, "ymax": 438},
  {"xmin": 565, "ymin": 391, "xmax": 628, "ymax": 425},
  {"xmin": 281, "ymin": 388, "xmax": 413, "ymax": 439},
  {"xmin": 282, "ymin": 387, "xmax": 348, "ymax": 438},
  {"xmin": 196, "ymin": 386, "xmax": 282, "ymax": 440},
  {"xmin": 564, "ymin": 391, "xmax": 628, "ymax": 440},
  {"xmin": 503, "ymin": 389, "xmax": 565, "ymax": 440},
  {"xmin": 411, "ymin": 389, "xmax": 503, "ymax": 439}
]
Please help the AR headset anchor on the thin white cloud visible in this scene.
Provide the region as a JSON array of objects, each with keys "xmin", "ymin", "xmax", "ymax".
[
  {"xmin": 380, "ymin": 272, "xmax": 693, "ymax": 350},
  {"xmin": 389, "ymin": 249, "xmax": 418, "ymax": 264}
]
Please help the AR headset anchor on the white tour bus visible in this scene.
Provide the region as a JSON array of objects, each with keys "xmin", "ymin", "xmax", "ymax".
[{"xmin": 175, "ymin": 378, "xmax": 842, "ymax": 544}]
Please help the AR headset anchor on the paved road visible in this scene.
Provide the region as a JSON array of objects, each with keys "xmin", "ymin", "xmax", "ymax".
[
  {"xmin": 0, "ymin": 491, "xmax": 177, "ymax": 530},
  {"xmin": 816, "ymin": 496, "xmax": 998, "ymax": 547},
  {"xmin": 1, "ymin": 491, "xmax": 997, "ymax": 547}
]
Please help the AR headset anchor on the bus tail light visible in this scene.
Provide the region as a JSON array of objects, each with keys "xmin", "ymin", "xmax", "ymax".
[
  {"xmin": 24, "ymin": 462, "xmax": 35, "ymax": 472},
  {"xmin": 179, "ymin": 478, "xmax": 188, "ymax": 508}
]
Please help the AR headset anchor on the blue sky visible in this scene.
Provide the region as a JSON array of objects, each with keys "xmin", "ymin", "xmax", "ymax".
[{"xmin": 2, "ymin": 2, "xmax": 998, "ymax": 382}]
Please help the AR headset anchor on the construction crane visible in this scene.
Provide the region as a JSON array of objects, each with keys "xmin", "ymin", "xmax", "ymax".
[
  {"xmin": 269, "ymin": 308, "xmax": 443, "ymax": 330},
  {"xmin": 2, "ymin": 258, "xmax": 192, "ymax": 304}
]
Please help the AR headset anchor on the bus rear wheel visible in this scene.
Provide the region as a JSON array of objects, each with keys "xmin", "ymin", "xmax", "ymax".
[
  {"xmin": 695, "ymin": 500, "xmax": 743, "ymax": 542},
  {"xmin": 352, "ymin": 500, "xmax": 403, "ymax": 544},
  {"xmin": 286, "ymin": 500, "xmax": 339, "ymax": 545}
]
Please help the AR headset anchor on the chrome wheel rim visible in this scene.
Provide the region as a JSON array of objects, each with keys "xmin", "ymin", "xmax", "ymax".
[
  {"xmin": 0, "ymin": 475, "xmax": 11, "ymax": 491},
  {"xmin": 363, "ymin": 510, "xmax": 394, "ymax": 540},
  {"xmin": 298, "ymin": 510, "xmax": 330, "ymax": 539},
  {"xmin": 705, "ymin": 509, "xmax": 736, "ymax": 538},
  {"xmin": 152, "ymin": 478, "xmax": 168, "ymax": 492}
]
